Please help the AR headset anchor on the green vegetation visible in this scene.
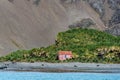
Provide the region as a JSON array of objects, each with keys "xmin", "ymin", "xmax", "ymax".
[{"xmin": 0, "ymin": 28, "xmax": 120, "ymax": 63}]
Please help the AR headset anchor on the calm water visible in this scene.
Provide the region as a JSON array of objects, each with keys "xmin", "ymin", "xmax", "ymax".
[{"xmin": 0, "ymin": 72, "xmax": 120, "ymax": 80}]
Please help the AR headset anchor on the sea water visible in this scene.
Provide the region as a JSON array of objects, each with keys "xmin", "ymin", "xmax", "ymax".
[{"xmin": 0, "ymin": 72, "xmax": 120, "ymax": 80}]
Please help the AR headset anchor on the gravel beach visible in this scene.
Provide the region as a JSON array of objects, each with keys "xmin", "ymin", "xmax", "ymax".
[{"xmin": 0, "ymin": 62, "xmax": 120, "ymax": 73}]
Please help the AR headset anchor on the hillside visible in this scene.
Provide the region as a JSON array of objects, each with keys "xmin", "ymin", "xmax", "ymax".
[
  {"xmin": 0, "ymin": 0, "xmax": 120, "ymax": 55},
  {"xmin": 0, "ymin": 0, "xmax": 107, "ymax": 56},
  {"xmin": 1, "ymin": 28, "xmax": 120, "ymax": 63}
]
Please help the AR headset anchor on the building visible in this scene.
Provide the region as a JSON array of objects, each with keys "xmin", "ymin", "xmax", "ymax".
[{"xmin": 58, "ymin": 51, "xmax": 72, "ymax": 61}]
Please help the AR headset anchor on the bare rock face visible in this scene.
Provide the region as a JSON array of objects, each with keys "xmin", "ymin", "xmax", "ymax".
[
  {"xmin": 108, "ymin": 0, "xmax": 120, "ymax": 10},
  {"xmin": 85, "ymin": 0, "xmax": 120, "ymax": 36},
  {"xmin": 61, "ymin": 0, "xmax": 80, "ymax": 3},
  {"xmin": 69, "ymin": 18, "xmax": 97, "ymax": 29},
  {"xmin": 106, "ymin": 0, "xmax": 120, "ymax": 36},
  {"xmin": 65, "ymin": 0, "xmax": 120, "ymax": 36},
  {"xmin": 105, "ymin": 25, "xmax": 120, "ymax": 36},
  {"xmin": 0, "ymin": 0, "xmax": 68, "ymax": 55},
  {"xmin": 0, "ymin": 0, "xmax": 106, "ymax": 55},
  {"xmin": 88, "ymin": 0, "xmax": 105, "ymax": 17},
  {"xmin": 110, "ymin": 9, "xmax": 120, "ymax": 26}
]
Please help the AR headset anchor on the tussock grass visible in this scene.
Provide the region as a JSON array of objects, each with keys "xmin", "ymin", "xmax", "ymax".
[{"xmin": 0, "ymin": 28, "xmax": 120, "ymax": 63}]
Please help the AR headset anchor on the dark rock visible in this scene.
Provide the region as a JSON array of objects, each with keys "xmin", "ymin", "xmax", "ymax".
[
  {"xmin": 96, "ymin": 65, "xmax": 100, "ymax": 67},
  {"xmin": 109, "ymin": 9, "xmax": 120, "ymax": 26},
  {"xmin": 107, "ymin": 0, "xmax": 120, "ymax": 29},
  {"xmin": 88, "ymin": 0, "xmax": 105, "ymax": 17},
  {"xmin": 105, "ymin": 25, "xmax": 120, "ymax": 36},
  {"xmin": 108, "ymin": 0, "xmax": 117, "ymax": 10},
  {"xmin": 69, "ymin": 18, "xmax": 95, "ymax": 29},
  {"xmin": 0, "ymin": 66, "xmax": 7, "ymax": 69},
  {"xmin": 97, "ymin": 52, "xmax": 105, "ymax": 59},
  {"xmin": 8, "ymin": 0, "xmax": 14, "ymax": 3},
  {"xmin": 33, "ymin": 0, "xmax": 41, "ymax": 6},
  {"xmin": 74, "ymin": 65, "xmax": 77, "ymax": 67},
  {"xmin": 0, "ymin": 64, "xmax": 8, "ymax": 69},
  {"xmin": 108, "ymin": 0, "xmax": 120, "ymax": 10},
  {"xmin": 117, "ymin": 53, "xmax": 120, "ymax": 58},
  {"xmin": 42, "ymin": 64, "xmax": 44, "ymax": 66},
  {"xmin": 86, "ymin": 0, "xmax": 120, "ymax": 36},
  {"xmin": 61, "ymin": 0, "xmax": 80, "ymax": 4}
]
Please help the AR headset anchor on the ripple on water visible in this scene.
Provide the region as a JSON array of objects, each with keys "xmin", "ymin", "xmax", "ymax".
[{"xmin": 0, "ymin": 72, "xmax": 120, "ymax": 80}]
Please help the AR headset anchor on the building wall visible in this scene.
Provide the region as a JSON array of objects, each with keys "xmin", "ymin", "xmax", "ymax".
[{"xmin": 59, "ymin": 54, "xmax": 72, "ymax": 60}]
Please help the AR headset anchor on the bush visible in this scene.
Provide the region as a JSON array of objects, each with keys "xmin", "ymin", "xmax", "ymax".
[{"xmin": 0, "ymin": 28, "xmax": 120, "ymax": 63}]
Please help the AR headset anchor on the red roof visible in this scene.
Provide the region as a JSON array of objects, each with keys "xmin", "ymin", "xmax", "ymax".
[{"xmin": 58, "ymin": 51, "xmax": 72, "ymax": 55}]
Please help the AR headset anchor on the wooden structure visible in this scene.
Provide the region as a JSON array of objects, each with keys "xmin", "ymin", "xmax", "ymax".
[{"xmin": 58, "ymin": 51, "xmax": 72, "ymax": 61}]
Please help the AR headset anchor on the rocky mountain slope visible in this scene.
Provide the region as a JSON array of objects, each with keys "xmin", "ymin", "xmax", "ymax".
[
  {"xmin": 0, "ymin": 0, "xmax": 119, "ymax": 55},
  {"xmin": 87, "ymin": 0, "xmax": 120, "ymax": 35}
]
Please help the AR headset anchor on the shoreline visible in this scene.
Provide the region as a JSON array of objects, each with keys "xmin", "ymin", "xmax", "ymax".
[{"xmin": 0, "ymin": 62, "xmax": 120, "ymax": 73}]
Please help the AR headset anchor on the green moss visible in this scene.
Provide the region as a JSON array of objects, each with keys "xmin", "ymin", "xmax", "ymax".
[{"xmin": 0, "ymin": 28, "xmax": 120, "ymax": 63}]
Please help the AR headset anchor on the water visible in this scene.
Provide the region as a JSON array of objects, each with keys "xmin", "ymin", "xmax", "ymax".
[{"xmin": 0, "ymin": 71, "xmax": 120, "ymax": 80}]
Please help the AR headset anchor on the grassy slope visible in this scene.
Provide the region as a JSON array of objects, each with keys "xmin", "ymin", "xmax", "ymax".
[{"xmin": 0, "ymin": 28, "xmax": 120, "ymax": 63}]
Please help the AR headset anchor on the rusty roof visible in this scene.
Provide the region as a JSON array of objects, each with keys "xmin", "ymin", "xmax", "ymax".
[{"xmin": 58, "ymin": 51, "xmax": 72, "ymax": 55}]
